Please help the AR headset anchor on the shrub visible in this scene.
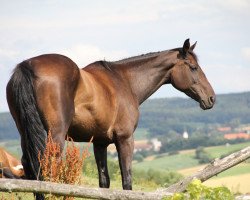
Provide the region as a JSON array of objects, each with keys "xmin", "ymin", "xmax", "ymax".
[
  {"xmin": 163, "ymin": 179, "xmax": 234, "ymax": 200},
  {"xmin": 38, "ymin": 131, "xmax": 92, "ymax": 199},
  {"xmin": 168, "ymin": 151, "xmax": 179, "ymax": 156},
  {"xmin": 133, "ymin": 168, "xmax": 183, "ymax": 187},
  {"xmin": 195, "ymin": 146, "xmax": 212, "ymax": 164},
  {"xmin": 133, "ymin": 153, "xmax": 144, "ymax": 162}
]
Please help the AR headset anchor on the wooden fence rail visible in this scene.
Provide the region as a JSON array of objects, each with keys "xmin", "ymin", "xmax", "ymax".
[
  {"xmin": 0, "ymin": 146, "xmax": 250, "ymax": 199},
  {"xmin": 0, "ymin": 179, "xmax": 172, "ymax": 200}
]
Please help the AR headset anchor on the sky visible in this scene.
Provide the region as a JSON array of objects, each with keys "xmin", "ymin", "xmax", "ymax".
[{"xmin": 0, "ymin": 0, "xmax": 250, "ymax": 112}]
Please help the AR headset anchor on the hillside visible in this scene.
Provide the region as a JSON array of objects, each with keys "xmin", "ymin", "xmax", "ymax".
[
  {"xmin": 0, "ymin": 91, "xmax": 250, "ymax": 140},
  {"xmin": 0, "ymin": 112, "xmax": 19, "ymax": 140},
  {"xmin": 139, "ymin": 91, "xmax": 250, "ymax": 136}
]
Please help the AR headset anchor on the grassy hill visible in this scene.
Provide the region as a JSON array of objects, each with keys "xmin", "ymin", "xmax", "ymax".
[{"xmin": 134, "ymin": 141, "xmax": 250, "ymax": 172}]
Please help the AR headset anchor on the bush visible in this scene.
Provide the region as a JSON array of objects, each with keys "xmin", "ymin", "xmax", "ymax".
[
  {"xmin": 195, "ymin": 146, "xmax": 212, "ymax": 164},
  {"xmin": 168, "ymin": 151, "xmax": 179, "ymax": 156},
  {"xmin": 163, "ymin": 179, "xmax": 234, "ymax": 200},
  {"xmin": 133, "ymin": 153, "xmax": 144, "ymax": 162},
  {"xmin": 38, "ymin": 131, "xmax": 92, "ymax": 199},
  {"xmin": 133, "ymin": 168, "xmax": 183, "ymax": 187}
]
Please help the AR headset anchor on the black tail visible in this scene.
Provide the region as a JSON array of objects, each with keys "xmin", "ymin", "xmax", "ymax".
[{"xmin": 8, "ymin": 61, "xmax": 47, "ymax": 200}]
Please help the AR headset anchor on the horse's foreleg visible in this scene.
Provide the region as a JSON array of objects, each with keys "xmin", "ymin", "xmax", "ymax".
[
  {"xmin": 93, "ymin": 143, "xmax": 110, "ymax": 188},
  {"xmin": 115, "ymin": 136, "xmax": 134, "ymax": 190}
]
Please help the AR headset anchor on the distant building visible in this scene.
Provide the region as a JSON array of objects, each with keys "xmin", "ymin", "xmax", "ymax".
[
  {"xmin": 107, "ymin": 138, "xmax": 162, "ymax": 154},
  {"xmin": 133, "ymin": 140, "xmax": 152, "ymax": 153},
  {"xmin": 217, "ymin": 127, "xmax": 232, "ymax": 132},
  {"xmin": 151, "ymin": 138, "xmax": 162, "ymax": 151},
  {"xmin": 183, "ymin": 131, "xmax": 189, "ymax": 139},
  {"xmin": 224, "ymin": 133, "xmax": 250, "ymax": 140},
  {"xmin": 241, "ymin": 126, "xmax": 250, "ymax": 134}
]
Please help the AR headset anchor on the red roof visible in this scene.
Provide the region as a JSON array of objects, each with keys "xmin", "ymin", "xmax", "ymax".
[
  {"xmin": 217, "ymin": 127, "xmax": 231, "ymax": 132},
  {"xmin": 224, "ymin": 133, "xmax": 250, "ymax": 140}
]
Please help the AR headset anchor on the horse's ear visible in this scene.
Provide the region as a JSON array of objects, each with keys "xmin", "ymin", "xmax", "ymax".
[
  {"xmin": 190, "ymin": 41, "xmax": 197, "ymax": 51},
  {"xmin": 182, "ymin": 39, "xmax": 190, "ymax": 57}
]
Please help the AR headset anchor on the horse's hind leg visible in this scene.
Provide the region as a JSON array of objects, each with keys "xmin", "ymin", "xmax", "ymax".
[
  {"xmin": 35, "ymin": 81, "xmax": 75, "ymax": 151},
  {"xmin": 93, "ymin": 143, "xmax": 110, "ymax": 188}
]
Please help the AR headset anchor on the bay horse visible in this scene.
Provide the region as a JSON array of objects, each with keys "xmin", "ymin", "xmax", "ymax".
[{"xmin": 6, "ymin": 39, "xmax": 215, "ymax": 199}]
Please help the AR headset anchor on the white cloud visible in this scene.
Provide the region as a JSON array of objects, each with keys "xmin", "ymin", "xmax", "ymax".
[
  {"xmin": 60, "ymin": 44, "xmax": 129, "ymax": 66},
  {"xmin": 0, "ymin": 48, "xmax": 19, "ymax": 58},
  {"xmin": 241, "ymin": 47, "xmax": 250, "ymax": 61}
]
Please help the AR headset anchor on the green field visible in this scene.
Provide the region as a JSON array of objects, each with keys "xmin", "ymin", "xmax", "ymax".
[
  {"xmin": 134, "ymin": 153, "xmax": 199, "ymax": 171},
  {"xmin": 134, "ymin": 141, "xmax": 250, "ymax": 174},
  {"xmin": 205, "ymin": 141, "xmax": 250, "ymax": 158}
]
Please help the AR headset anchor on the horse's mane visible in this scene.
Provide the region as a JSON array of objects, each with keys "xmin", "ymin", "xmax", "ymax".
[
  {"xmin": 96, "ymin": 48, "xmax": 198, "ymax": 70},
  {"xmin": 114, "ymin": 48, "xmax": 198, "ymax": 64},
  {"xmin": 114, "ymin": 51, "xmax": 163, "ymax": 65}
]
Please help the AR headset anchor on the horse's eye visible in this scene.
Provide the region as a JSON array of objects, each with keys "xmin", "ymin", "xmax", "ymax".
[
  {"xmin": 189, "ymin": 64, "xmax": 198, "ymax": 71},
  {"xmin": 184, "ymin": 61, "xmax": 198, "ymax": 71}
]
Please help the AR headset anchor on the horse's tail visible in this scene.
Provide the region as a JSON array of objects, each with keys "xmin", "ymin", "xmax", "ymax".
[{"xmin": 7, "ymin": 61, "xmax": 47, "ymax": 199}]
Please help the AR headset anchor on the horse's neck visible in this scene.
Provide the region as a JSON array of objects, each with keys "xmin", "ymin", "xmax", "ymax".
[{"xmin": 116, "ymin": 51, "xmax": 175, "ymax": 104}]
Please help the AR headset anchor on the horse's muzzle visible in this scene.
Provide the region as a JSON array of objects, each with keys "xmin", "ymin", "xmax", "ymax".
[{"xmin": 200, "ymin": 95, "xmax": 216, "ymax": 110}]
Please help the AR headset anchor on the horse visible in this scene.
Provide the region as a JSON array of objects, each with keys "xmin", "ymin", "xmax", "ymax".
[
  {"xmin": 6, "ymin": 39, "xmax": 215, "ymax": 199},
  {"xmin": 0, "ymin": 147, "xmax": 24, "ymax": 179}
]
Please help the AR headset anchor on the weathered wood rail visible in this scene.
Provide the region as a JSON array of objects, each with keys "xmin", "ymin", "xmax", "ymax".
[
  {"xmin": 0, "ymin": 146, "xmax": 250, "ymax": 199},
  {"xmin": 0, "ymin": 179, "xmax": 172, "ymax": 200}
]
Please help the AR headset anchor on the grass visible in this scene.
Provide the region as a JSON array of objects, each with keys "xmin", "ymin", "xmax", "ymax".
[
  {"xmin": 205, "ymin": 141, "xmax": 250, "ymax": 158},
  {"xmin": 135, "ymin": 141, "xmax": 250, "ymax": 174},
  {"xmin": 204, "ymin": 173, "xmax": 250, "ymax": 193},
  {"xmin": 178, "ymin": 162, "xmax": 250, "ymax": 177},
  {"xmin": 214, "ymin": 163, "xmax": 250, "ymax": 178},
  {"xmin": 134, "ymin": 153, "xmax": 199, "ymax": 171}
]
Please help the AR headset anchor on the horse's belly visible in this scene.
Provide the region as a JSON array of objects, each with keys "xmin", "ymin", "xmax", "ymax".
[{"xmin": 68, "ymin": 111, "xmax": 113, "ymax": 143}]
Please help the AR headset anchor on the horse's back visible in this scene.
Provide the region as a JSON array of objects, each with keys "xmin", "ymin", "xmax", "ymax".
[{"xmin": 24, "ymin": 54, "xmax": 79, "ymax": 78}]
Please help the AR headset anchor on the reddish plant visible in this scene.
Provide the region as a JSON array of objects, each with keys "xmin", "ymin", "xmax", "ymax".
[{"xmin": 38, "ymin": 131, "xmax": 93, "ymax": 199}]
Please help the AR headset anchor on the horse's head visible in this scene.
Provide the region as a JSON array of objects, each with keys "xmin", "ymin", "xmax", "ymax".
[{"xmin": 170, "ymin": 39, "xmax": 215, "ymax": 110}]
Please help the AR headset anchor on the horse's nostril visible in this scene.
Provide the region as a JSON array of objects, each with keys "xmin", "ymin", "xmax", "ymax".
[{"xmin": 209, "ymin": 96, "xmax": 216, "ymax": 104}]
